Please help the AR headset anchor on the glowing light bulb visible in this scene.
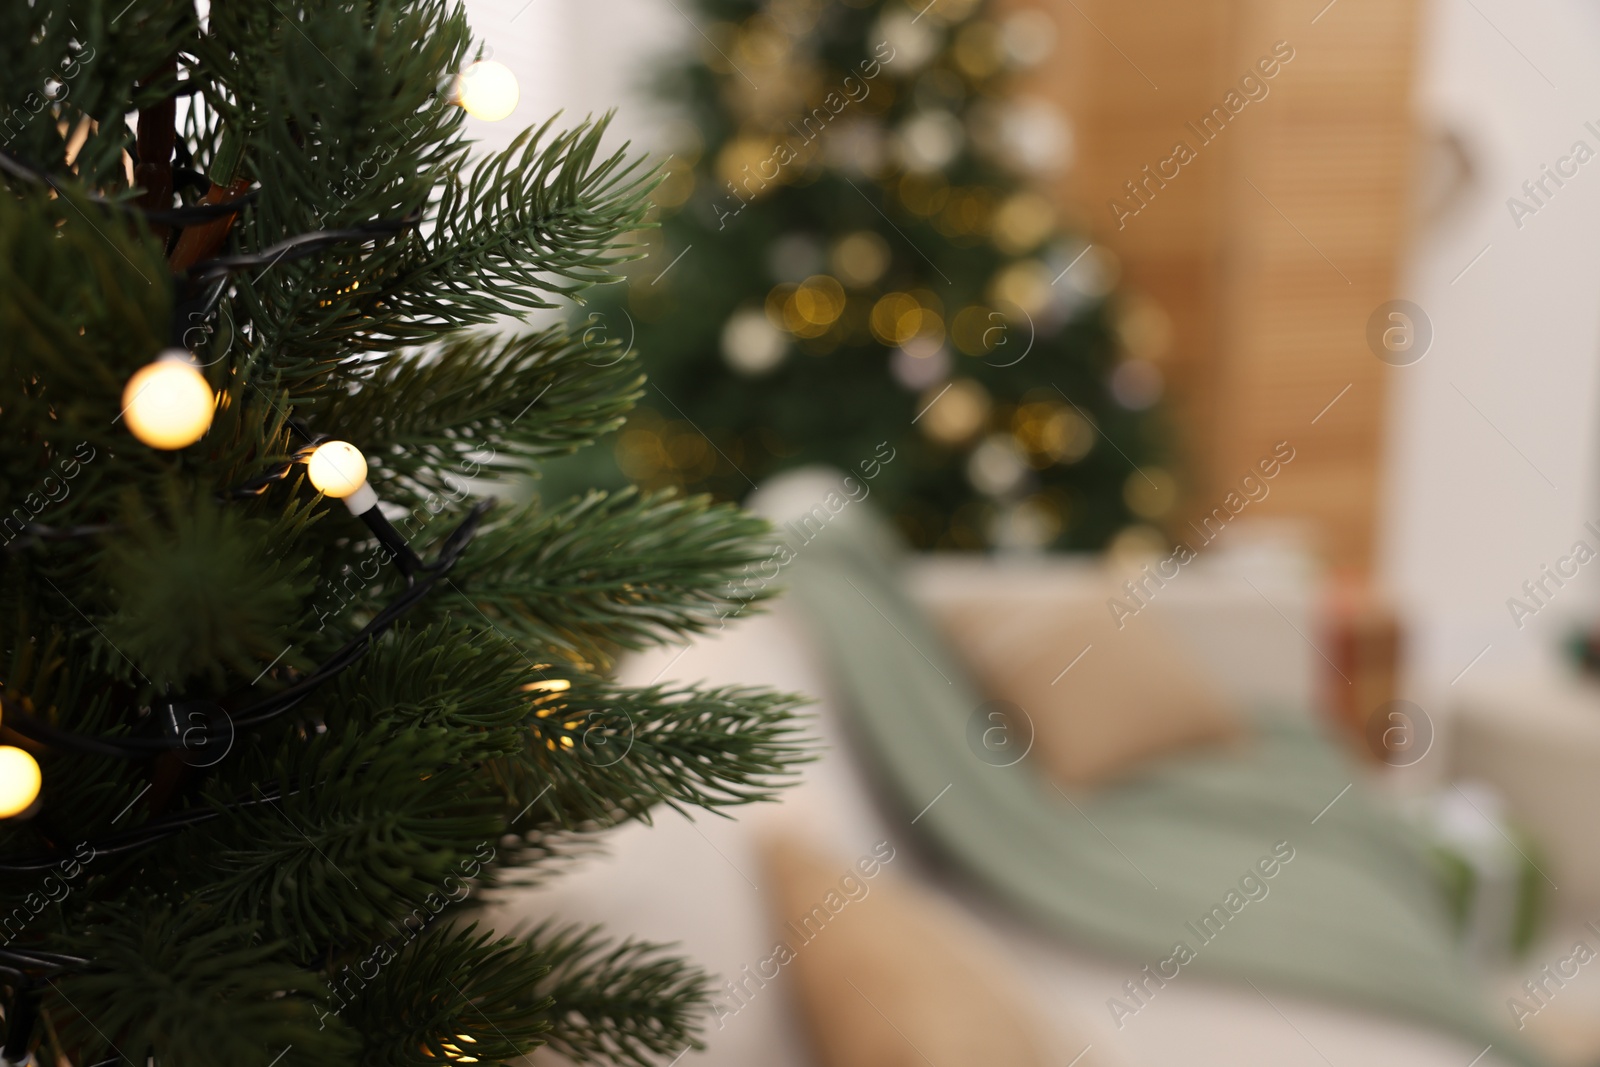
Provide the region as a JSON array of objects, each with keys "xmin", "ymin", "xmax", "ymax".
[
  {"xmin": 0, "ymin": 746, "xmax": 41, "ymax": 818},
  {"xmin": 122, "ymin": 351, "xmax": 214, "ymax": 450},
  {"xmin": 307, "ymin": 440, "xmax": 370, "ymax": 500},
  {"xmin": 454, "ymin": 60, "xmax": 519, "ymax": 121}
]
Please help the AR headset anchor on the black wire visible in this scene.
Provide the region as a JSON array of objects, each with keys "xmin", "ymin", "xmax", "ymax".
[
  {"xmin": 5, "ymin": 148, "xmax": 420, "ymax": 390},
  {"xmin": 1, "ymin": 524, "xmax": 115, "ymax": 553},
  {"xmin": 183, "ymin": 212, "xmax": 421, "ymax": 282},
  {"xmin": 0, "ymin": 148, "xmax": 261, "ymax": 227},
  {"xmin": 168, "ymin": 273, "xmax": 230, "ymax": 349},
  {"xmin": 2, "ymin": 500, "xmax": 492, "ymax": 759},
  {"xmin": 1, "ymin": 148, "xmax": 425, "ymax": 246},
  {"xmin": 172, "ymin": 166, "xmax": 210, "ymax": 196},
  {"xmin": 215, "ymin": 458, "xmax": 302, "ymax": 500},
  {"xmin": 0, "ymin": 983, "xmax": 37, "ymax": 1061},
  {"xmin": 215, "ymin": 439, "xmax": 324, "ymax": 502},
  {"xmin": 229, "ymin": 500, "xmax": 488, "ymax": 728},
  {"xmin": 0, "ymin": 950, "xmax": 84, "ymax": 967},
  {"xmin": 166, "ymin": 209, "xmax": 419, "ymax": 350},
  {"xmin": 0, "ymin": 949, "xmax": 88, "ymax": 975},
  {"xmin": 0, "ymin": 788, "xmax": 287, "ymax": 875},
  {"xmin": 214, "ymin": 420, "xmax": 327, "ymax": 501},
  {"xmin": 6, "ymin": 446, "xmax": 318, "ymax": 547},
  {"xmin": 146, "ymin": 192, "xmax": 259, "ymax": 226},
  {"xmin": 0, "ymin": 714, "xmax": 139, "ymax": 760},
  {"xmin": 358, "ymin": 504, "xmax": 424, "ymax": 578}
]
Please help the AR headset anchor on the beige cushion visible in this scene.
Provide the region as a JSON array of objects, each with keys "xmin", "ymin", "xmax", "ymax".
[
  {"xmin": 928, "ymin": 586, "xmax": 1243, "ymax": 786},
  {"xmin": 756, "ymin": 833, "xmax": 1054, "ymax": 1067}
]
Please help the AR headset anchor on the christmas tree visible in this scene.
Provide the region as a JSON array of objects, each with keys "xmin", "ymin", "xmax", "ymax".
[
  {"xmin": 0, "ymin": 3, "xmax": 804, "ymax": 1065},
  {"xmin": 571, "ymin": 0, "xmax": 1171, "ymax": 551}
]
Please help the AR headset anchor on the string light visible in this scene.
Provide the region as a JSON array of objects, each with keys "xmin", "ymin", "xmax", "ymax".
[
  {"xmin": 307, "ymin": 441, "xmax": 371, "ymax": 506},
  {"xmin": 918, "ymin": 377, "xmax": 990, "ymax": 446},
  {"xmin": 454, "ymin": 61, "xmax": 519, "ymax": 121},
  {"xmin": 0, "ymin": 746, "xmax": 41, "ymax": 818},
  {"xmin": 305, "ymin": 441, "xmax": 425, "ymax": 575},
  {"xmin": 720, "ymin": 308, "xmax": 788, "ymax": 376},
  {"xmin": 121, "ymin": 351, "xmax": 214, "ymax": 450}
]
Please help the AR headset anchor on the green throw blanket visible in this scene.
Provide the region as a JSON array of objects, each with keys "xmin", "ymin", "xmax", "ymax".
[{"xmin": 777, "ymin": 499, "xmax": 1544, "ymax": 1066}]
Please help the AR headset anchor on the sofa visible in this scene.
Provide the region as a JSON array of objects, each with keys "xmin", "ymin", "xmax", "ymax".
[{"xmin": 486, "ymin": 532, "xmax": 1540, "ymax": 1066}]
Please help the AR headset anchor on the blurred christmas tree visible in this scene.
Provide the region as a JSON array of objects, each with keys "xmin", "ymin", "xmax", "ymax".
[
  {"xmin": 0, "ymin": 2, "xmax": 803, "ymax": 1064},
  {"xmin": 574, "ymin": 0, "xmax": 1172, "ymax": 551}
]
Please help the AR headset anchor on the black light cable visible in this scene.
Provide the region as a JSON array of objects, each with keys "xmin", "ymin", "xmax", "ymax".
[
  {"xmin": 0, "ymin": 786, "xmax": 290, "ymax": 875},
  {"xmin": 2, "ymin": 500, "xmax": 490, "ymax": 760},
  {"xmin": 0, "ymin": 148, "xmax": 260, "ymax": 227},
  {"xmin": 182, "ymin": 211, "xmax": 421, "ymax": 283},
  {"xmin": 0, "ymin": 984, "xmax": 38, "ymax": 1066}
]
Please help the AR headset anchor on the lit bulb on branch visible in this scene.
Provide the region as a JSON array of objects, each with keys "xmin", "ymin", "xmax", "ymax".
[
  {"xmin": 0, "ymin": 746, "xmax": 41, "ymax": 819},
  {"xmin": 454, "ymin": 61, "xmax": 519, "ymax": 121},
  {"xmin": 121, "ymin": 350, "xmax": 214, "ymax": 450},
  {"xmin": 307, "ymin": 440, "xmax": 372, "ymax": 508},
  {"xmin": 306, "ymin": 441, "xmax": 423, "ymax": 574}
]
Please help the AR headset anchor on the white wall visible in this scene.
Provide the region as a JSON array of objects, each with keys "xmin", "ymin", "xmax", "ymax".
[
  {"xmin": 1381, "ymin": 0, "xmax": 1600, "ymax": 694},
  {"xmin": 459, "ymin": 0, "xmax": 686, "ymax": 155}
]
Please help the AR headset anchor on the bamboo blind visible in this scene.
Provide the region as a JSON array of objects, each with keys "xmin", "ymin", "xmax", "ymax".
[{"xmin": 1006, "ymin": 0, "xmax": 1421, "ymax": 571}]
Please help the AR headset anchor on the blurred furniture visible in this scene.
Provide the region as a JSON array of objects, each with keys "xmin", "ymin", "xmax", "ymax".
[
  {"xmin": 1323, "ymin": 576, "xmax": 1404, "ymax": 755},
  {"xmin": 915, "ymin": 553, "xmax": 1317, "ymax": 719},
  {"xmin": 494, "ymin": 554, "xmax": 1524, "ymax": 1067},
  {"xmin": 1005, "ymin": 0, "xmax": 1423, "ymax": 572},
  {"xmin": 1452, "ymin": 672, "xmax": 1600, "ymax": 908}
]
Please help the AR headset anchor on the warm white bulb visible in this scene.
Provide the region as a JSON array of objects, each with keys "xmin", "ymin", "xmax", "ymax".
[
  {"xmin": 307, "ymin": 441, "xmax": 369, "ymax": 499},
  {"xmin": 122, "ymin": 352, "xmax": 214, "ymax": 450},
  {"xmin": 0, "ymin": 746, "xmax": 41, "ymax": 818},
  {"xmin": 455, "ymin": 60, "xmax": 519, "ymax": 121}
]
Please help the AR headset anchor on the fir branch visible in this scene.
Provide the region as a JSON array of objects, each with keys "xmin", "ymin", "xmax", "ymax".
[
  {"xmin": 184, "ymin": 729, "xmax": 504, "ymax": 957},
  {"xmin": 505, "ymin": 679, "xmax": 810, "ymax": 829},
  {"xmin": 98, "ymin": 487, "xmax": 316, "ymax": 690},
  {"xmin": 402, "ymin": 115, "xmax": 657, "ymax": 313},
  {"xmin": 202, "ymin": 0, "xmax": 475, "ymax": 383},
  {"xmin": 49, "ymin": 903, "xmax": 352, "ymax": 1067},
  {"xmin": 347, "ymin": 923, "xmax": 555, "ymax": 1067},
  {"xmin": 527, "ymin": 922, "xmax": 709, "ymax": 1066},
  {"xmin": 203, "ymin": 0, "xmax": 469, "ymax": 206},
  {"xmin": 320, "ymin": 622, "xmax": 531, "ymax": 739},
  {"xmin": 0, "ymin": 2, "xmax": 193, "ymax": 192},
  {"xmin": 317, "ymin": 327, "xmax": 643, "ymax": 497},
  {"xmin": 0, "ymin": 187, "xmax": 168, "ymax": 426},
  {"xmin": 348, "ymin": 923, "xmax": 706, "ymax": 1067},
  {"xmin": 446, "ymin": 490, "xmax": 778, "ymax": 669},
  {"xmin": 239, "ymin": 114, "xmax": 656, "ymax": 386}
]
